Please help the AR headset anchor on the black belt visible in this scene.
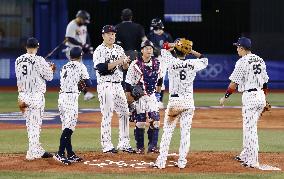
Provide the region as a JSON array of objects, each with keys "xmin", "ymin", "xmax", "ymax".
[
  {"xmin": 106, "ymin": 81, "xmax": 120, "ymax": 83},
  {"xmin": 246, "ymin": 88, "xmax": 257, "ymax": 92},
  {"xmin": 60, "ymin": 92, "xmax": 77, "ymax": 94},
  {"xmin": 170, "ymin": 94, "xmax": 179, "ymax": 97}
]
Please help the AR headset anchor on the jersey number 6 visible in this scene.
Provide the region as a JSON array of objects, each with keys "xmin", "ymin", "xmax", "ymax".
[{"xmin": 180, "ymin": 70, "xmax": 186, "ymax": 80}]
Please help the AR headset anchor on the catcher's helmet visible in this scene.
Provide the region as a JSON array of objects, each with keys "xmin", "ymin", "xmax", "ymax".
[
  {"xmin": 150, "ymin": 18, "xmax": 164, "ymax": 30},
  {"xmin": 174, "ymin": 38, "xmax": 193, "ymax": 55},
  {"xmin": 141, "ymin": 40, "xmax": 154, "ymax": 49},
  {"xmin": 76, "ymin": 10, "xmax": 90, "ymax": 24}
]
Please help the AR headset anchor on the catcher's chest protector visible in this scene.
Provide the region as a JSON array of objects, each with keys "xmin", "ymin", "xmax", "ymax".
[{"xmin": 136, "ymin": 58, "xmax": 160, "ymax": 95}]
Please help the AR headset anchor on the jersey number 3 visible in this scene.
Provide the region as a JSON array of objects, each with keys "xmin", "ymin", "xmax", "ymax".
[
  {"xmin": 180, "ymin": 70, "xmax": 186, "ymax": 80},
  {"xmin": 22, "ymin": 65, "xmax": 27, "ymax": 75},
  {"xmin": 253, "ymin": 64, "xmax": 262, "ymax": 74}
]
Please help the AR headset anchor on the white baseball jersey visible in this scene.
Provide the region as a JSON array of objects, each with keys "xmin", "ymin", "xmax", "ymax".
[
  {"xmin": 93, "ymin": 43, "xmax": 125, "ymax": 84},
  {"xmin": 15, "ymin": 53, "xmax": 53, "ymax": 160},
  {"xmin": 229, "ymin": 53, "xmax": 269, "ymax": 92},
  {"xmin": 65, "ymin": 20, "xmax": 87, "ymax": 48},
  {"xmin": 155, "ymin": 49, "xmax": 208, "ymax": 169},
  {"xmin": 15, "ymin": 53, "xmax": 53, "ymax": 93},
  {"xmin": 159, "ymin": 49, "xmax": 208, "ymax": 97},
  {"xmin": 59, "ymin": 61, "xmax": 90, "ymax": 93}
]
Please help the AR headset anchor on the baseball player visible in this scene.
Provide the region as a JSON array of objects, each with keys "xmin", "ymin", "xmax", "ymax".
[
  {"xmin": 93, "ymin": 25, "xmax": 135, "ymax": 153},
  {"xmin": 15, "ymin": 37, "xmax": 55, "ymax": 160},
  {"xmin": 219, "ymin": 37, "xmax": 269, "ymax": 168},
  {"xmin": 125, "ymin": 40, "xmax": 163, "ymax": 154},
  {"xmin": 147, "ymin": 18, "xmax": 173, "ymax": 108},
  {"xmin": 53, "ymin": 47, "xmax": 90, "ymax": 165},
  {"xmin": 154, "ymin": 38, "xmax": 208, "ymax": 169},
  {"xmin": 64, "ymin": 10, "xmax": 94, "ymax": 101}
]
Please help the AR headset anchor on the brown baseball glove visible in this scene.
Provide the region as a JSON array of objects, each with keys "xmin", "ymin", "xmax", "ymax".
[
  {"xmin": 167, "ymin": 108, "xmax": 187, "ymax": 122},
  {"xmin": 48, "ymin": 62, "xmax": 56, "ymax": 73},
  {"xmin": 18, "ymin": 100, "xmax": 28, "ymax": 113},
  {"xmin": 261, "ymin": 101, "xmax": 271, "ymax": 115},
  {"xmin": 78, "ymin": 79, "xmax": 87, "ymax": 92}
]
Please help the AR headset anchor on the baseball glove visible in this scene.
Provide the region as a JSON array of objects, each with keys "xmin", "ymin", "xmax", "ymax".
[
  {"xmin": 78, "ymin": 79, "xmax": 87, "ymax": 92},
  {"xmin": 48, "ymin": 62, "xmax": 56, "ymax": 73},
  {"xmin": 131, "ymin": 85, "xmax": 144, "ymax": 101},
  {"xmin": 167, "ymin": 108, "xmax": 187, "ymax": 122},
  {"xmin": 175, "ymin": 38, "xmax": 193, "ymax": 55},
  {"xmin": 18, "ymin": 100, "xmax": 28, "ymax": 114},
  {"xmin": 261, "ymin": 101, "xmax": 271, "ymax": 115}
]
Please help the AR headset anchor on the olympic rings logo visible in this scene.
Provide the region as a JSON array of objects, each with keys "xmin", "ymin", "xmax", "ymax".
[{"xmin": 198, "ymin": 63, "xmax": 223, "ymax": 78}]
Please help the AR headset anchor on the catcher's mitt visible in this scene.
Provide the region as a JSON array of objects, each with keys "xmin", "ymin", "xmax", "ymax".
[
  {"xmin": 261, "ymin": 101, "xmax": 271, "ymax": 115},
  {"xmin": 18, "ymin": 100, "xmax": 28, "ymax": 113},
  {"xmin": 131, "ymin": 85, "xmax": 144, "ymax": 101},
  {"xmin": 167, "ymin": 108, "xmax": 187, "ymax": 122},
  {"xmin": 78, "ymin": 79, "xmax": 87, "ymax": 92},
  {"xmin": 175, "ymin": 38, "xmax": 193, "ymax": 55}
]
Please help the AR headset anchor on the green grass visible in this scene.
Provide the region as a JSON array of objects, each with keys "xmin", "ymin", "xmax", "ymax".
[
  {"xmin": 0, "ymin": 171, "xmax": 284, "ymax": 179},
  {"xmin": 0, "ymin": 92, "xmax": 283, "ymax": 112},
  {"xmin": 0, "ymin": 128, "xmax": 283, "ymax": 153}
]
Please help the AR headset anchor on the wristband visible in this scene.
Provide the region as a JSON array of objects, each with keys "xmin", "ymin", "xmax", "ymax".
[{"xmin": 224, "ymin": 87, "xmax": 234, "ymax": 98}]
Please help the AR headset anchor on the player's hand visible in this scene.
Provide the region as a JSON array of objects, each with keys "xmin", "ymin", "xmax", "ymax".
[{"xmin": 219, "ymin": 96, "xmax": 227, "ymax": 106}]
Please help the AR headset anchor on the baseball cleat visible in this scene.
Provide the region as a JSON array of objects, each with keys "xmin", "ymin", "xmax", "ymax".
[
  {"xmin": 67, "ymin": 154, "xmax": 83, "ymax": 162},
  {"xmin": 103, "ymin": 148, "xmax": 118, "ymax": 154},
  {"xmin": 147, "ymin": 146, "xmax": 160, "ymax": 154},
  {"xmin": 84, "ymin": 92, "xmax": 95, "ymax": 101},
  {"xmin": 41, "ymin": 152, "xmax": 53, "ymax": 158},
  {"xmin": 136, "ymin": 148, "xmax": 145, "ymax": 154},
  {"xmin": 53, "ymin": 153, "xmax": 71, "ymax": 165},
  {"xmin": 121, "ymin": 147, "xmax": 136, "ymax": 154},
  {"xmin": 234, "ymin": 155, "xmax": 243, "ymax": 162}
]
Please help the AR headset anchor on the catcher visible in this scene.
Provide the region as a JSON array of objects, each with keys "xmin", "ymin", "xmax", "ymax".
[
  {"xmin": 54, "ymin": 47, "xmax": 92, "ymax": 165},
  {"xmin": 219, "ymin": 37, "xmax": 270, "ymax": 168},
  {"xmin": 154, "ymin": 38, "xmax": 208, "ymax": 169},
  {"xmin": 125, "ymin": 40, "xmax": 163, "ymax": 154}
]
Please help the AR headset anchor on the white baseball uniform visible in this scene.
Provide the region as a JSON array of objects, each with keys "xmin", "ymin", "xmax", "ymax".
[
  {"xmin": 155, "ymin": 49, "xmax": 208, "ymax": 169},
  {"xmin": 229, "ymin": 53, "xmax": 269, "ymax": 167},
  {"xmin": 58, "ymin": 60, "xmax": 90, "ymax": 131},
  {"xmin": 65, "ymin": 20, "xmax": 87, "ymax": 58},
  {"xmin": 15, "ymin": 53, "xmax": 54, "ymax": 160},
  {"xmin": 93, "ymin": 43, "xmax": 132, "ymax": 152}
]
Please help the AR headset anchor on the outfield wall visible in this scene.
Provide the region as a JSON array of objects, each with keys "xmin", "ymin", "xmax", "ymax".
[{"xmin": 1, "ymin": 55, "xmax": 283, "ymax": 89}]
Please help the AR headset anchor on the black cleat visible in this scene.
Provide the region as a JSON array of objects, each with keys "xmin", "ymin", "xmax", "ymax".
[
  {"xmin": 136, "ymin": 148, "xmax": 145, "ymax": 154},
  {"xmin": 67, "ymin": 154, "xmax": 83, "ymax": 162},
  {"xmin": 241, "ymin": 162, "xmax": 255, "ymax": 168},
  {"xmin": 122, "ymin": 148, "xmax": 136, "ymax": 154},
  {"xmin": 103, "ymin": 148, "xmax": 118, "ymax": 154},
  {"xmin": 41, "ymin": 152, "xmax": 53, "ymax": 158},
  {"xmin": 234, "ymin": 155, "xmax": 243, "ymax": 162},
  {"xmin": 147, "ymin": 146, "xmax": 159, "ymax": 154},
  {"xmin": 53, "ymin": 153, "xmax": 71, "ymax": 165}
]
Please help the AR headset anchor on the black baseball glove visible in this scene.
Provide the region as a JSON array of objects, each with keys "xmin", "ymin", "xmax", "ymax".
[
  {"xmin": 78, "ymin": 79, "xmax": 87, "ymax": 92},
  {"xmin": 131, "ymin": 85, "xmax": 144, "ymax": 101}
]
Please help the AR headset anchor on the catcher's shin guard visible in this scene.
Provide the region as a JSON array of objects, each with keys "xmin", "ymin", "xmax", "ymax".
[
  {"xmin": 134, "ymin": 127, "xmax": 145, "ymax": 149},
  {"xmin": 148, "ymin": 127, "xmax": 159, "ymax": 150}
]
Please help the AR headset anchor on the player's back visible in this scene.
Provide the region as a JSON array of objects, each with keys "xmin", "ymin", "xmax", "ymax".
[
  {"xmin": 168, "ymin": 58, "xmax": 208, "ymax": 96},
  {"xmin": 231, "ymin": 54, "xmax": 269, "ymax": 92},
  {"xmin": 15, "ymin": 53, "xmax": 52, "ymax": 93},
  {"xmin": 60, "ymin": 61, "xmax": 88, "ymax": 93}
]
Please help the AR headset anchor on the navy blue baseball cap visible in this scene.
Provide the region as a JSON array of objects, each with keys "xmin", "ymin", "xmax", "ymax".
[
  {"xmin": 102, "ymin": 25, "xmax": 117, "ymax": 34},
  {"xmin": 26, "ymin": 37, "xmax": 39, "ymax": 48},
  {"xmin": 233, "ymin": 37, "xmax": 251, "ymax": 49},
  {"xmin": 70, "ymin": 47, "xmax": 83, "ymax": 59}
]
